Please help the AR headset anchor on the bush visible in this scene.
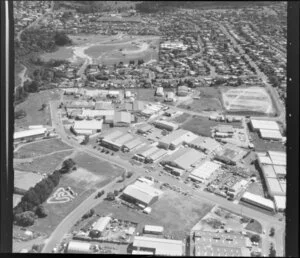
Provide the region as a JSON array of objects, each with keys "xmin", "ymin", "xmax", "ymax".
[
  {"xmin": 54, "ymin": 32, "xmax": 72, "ymax": 46},
  {"xmin": 250, "ymin": 234, "xmax": 261, "ymax": 243},
  {"xmin": 82, "ymin": 209, "xmax": 94, "ymax": 219},
  {"xmin": 15, "ymin": 211, "xmax": 35, "ymax": 226},
  {"xmin": 24, "ymin": 80, "xmax": 40, "ymax": 93},
  {"xmin": 35, "ymin": 205, "xmax": 47, "ymax": 218},
  {"xmin": 269, "ymin": 227, "xmax": 275, "ymax": 237},
  {"xmin": 127, "ymin": 171, "xmax": 133, "ymax": 178},
  {"xmin": 106, "ymin": 192, "xmax": 115, "ymax": 201},
  {"xmin": 60, "ymin": 158, "xmax": 76, "ymax": 174},
  {"xmin": 114, "ymin": 190, "xmax": 119, "ymax": 196}
]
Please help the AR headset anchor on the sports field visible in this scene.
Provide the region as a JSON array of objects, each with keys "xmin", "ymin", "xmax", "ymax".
[
  {"xmin": 221, "ymin": 86, "xmax": 275, "ymax": 115},
  {"xmin": 41, "ymin": 34, "xmax": 160, "ymax": 66}
]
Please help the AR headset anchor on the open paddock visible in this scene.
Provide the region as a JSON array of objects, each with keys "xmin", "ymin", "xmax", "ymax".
[
  {"xmin": 14, "ymin": 150, "xmax": 74, "ymax": 174},
  {"xmin": 14, "ymin": 138, "xmax": 72, "ymax": 159}
]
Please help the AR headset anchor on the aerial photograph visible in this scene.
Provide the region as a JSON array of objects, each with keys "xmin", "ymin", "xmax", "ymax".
[{"xmin": 13, "ymin": 1, "xmax": 287, "ymax": 256}]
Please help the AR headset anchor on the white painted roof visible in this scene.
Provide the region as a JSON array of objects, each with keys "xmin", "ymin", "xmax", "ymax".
[
  {"xmin": 144, "ymin": 225, "xmax": 164, "ymax": 233},
  {"xmin": 67, "ymin": 241, "xmax": 91, "ymax": 253},
  {"xmin": 259, "ymin": 129, "xmax": 282, "ymax": 139},
  {"xmin": 93, "ymin": 216, "xmax": 111, "ymax": 232},
  {"xmin": 242, "ymin": 192, "xmax": 275, "ymax": 209},
  {"xmin": 133, "ymin": 236, "xmax": 183, "ymax": 256},
  {"xmin": 14, "ymin": 128, "xmax": 46, "ymax": 140},
  {"xmin": 250, "ymin": 119, "xmax": 280, "ymax": 130},
  {"xmin": 74, "ymin": 119, "xmax": 103, "ymax": 130},
  {"xmin": 274, "ymin": 195, "xmax": 286, "ymax": 210},
  {"xmin": 190, "ymin": 161, "xmax": 220, "ymax": 180}
]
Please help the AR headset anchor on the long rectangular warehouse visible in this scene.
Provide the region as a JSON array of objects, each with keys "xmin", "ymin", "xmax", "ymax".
[
  {"xmin": 123, "ymin": 138, "xmax": 143, "ymax": 152},
  {"xmin": 132, "ymin": 236, "xmax": 183, "ymax": 256},
  {"xmin": 114, "ymin": 133, "xmax": 134, "ymax": 146},
  {"xmin": 241, "ymin": 192, "xmax": 275, "ymax": 212},
  {"xmin": 250, "ymin": 119, "xmax": 280, "ymax": 131},
  {"xmin": 140, "ymin": 146, "xmax": 159, "ymax": 158},
  {"xmin": 153, "ymin": 120, "xmax": 179, "ymax": 131},
  {"xmin": 170, "ymin": 148, "xmax": 206, "ymax": 171},
  {"xmin": 148, "ymin": 149, "xmax": 168, "ymax": 163}
]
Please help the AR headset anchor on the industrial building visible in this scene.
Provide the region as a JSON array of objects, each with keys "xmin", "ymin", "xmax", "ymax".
[
  {"xmin": 189, "ymin": 161, "xmax": 220, "ymax": 184},
  {"xmin": 101, "ymin": 132, "xmax": 134, "ymax": 151},
  {"xmin": 92, "ymin": 216, "xmax": 111, "ymax": 234},
  {"xmin": 140, "ymin": 103, "xmax": 163, "ymax": 117},
  {"xmin": 257, "ymin": 151, "xmax": 286, "ymax": 198},
  {"xmin": 66, "ymin": 241, "xmax": 92, "ymax": 254},
  {"xmin": 250, "ymin": 119, "xmax": 283, "ymax": 141},
  {"xmin": 240, "ymin": 192, "xmax": 275, "ymax": 212},
  {"xmin": 123, "ymin": 138, "xmax": 143, "ymax": 152},
  {"xmin": 161, "ymin": 41, "xmax": 188, "ymax": 51},
  {"xmin": 64, "ymin": 100, "xmax": 95, "ymax": 109},
  {"xmin": 273, "ymin": 195, "xmax": 286, "ymax": 212},
  {"xmin": 177, "ymin": 86, "xmax": 189, "ymax": 96},
  {"xmin": 158, "ymin": 129, "xmax": 198, "ymax": 150},
  {"xmin": 124, "ymin": 101, "xmax": 145, "ymax": 112},
  {"xmin": 192, "ymin": 230, "xmax": 250, "ymax": 257},
  {"xmin": 81, "ymin": 109, "xmax": 115, "ymax": 120},
  {"xmin": 132, "ymin": 236, "xmax": 183, "ymax": 256},
  {"xmin": 95, "ymin": 101, "xmax": 113, "ymax": 110},
  {"xmin": 122, "ymin": 181, "xmax": 163, "ymax": 207},
  {"xmin": 156, "ymin": 86, "xmax": 164, "ymax": 96},
  {"xmin": 144, "ymin": 225, "xmax": 164, "ymax": 235},
  {"xmin": 113, "ymin": 111, "xmax": 132, "ymax": 127},
  {"xmin": 186, "ymin": 136, "xmax": 222, "ymax": 154},
  {"xmin": 137, "ymin": 124, "xmax": 152, "ymax": 134},
  {"xmin": 73, "ymin": 119, "xmax": 103, "ymax": 135},
  {"xmin": 14, "ymin": 128, "xmax": 47, "ymax": 143},
  {"xmin": 134, "ymin": 146, "xmax": 167, "ymax": 163},
  {"xmin": 153, "ymin": 120, "xmax": 179, "ymax": 131},
  {"xmin": 164, "ymin": 148, "xmax": 206, "ymax": 171},
  {"xmin": 147, "ymin": 148, "xmax": 168, "ymax": 163}
]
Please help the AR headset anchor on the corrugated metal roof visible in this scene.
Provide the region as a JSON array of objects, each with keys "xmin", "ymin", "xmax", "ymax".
[
  {"xmin": 74, "ymin": 120, "xmax": 103, "ymax": 130},
  {"xmin": 144, "ymin": 225, "xmax": 164, "ymax": 233},
  {"xmin": 67, "ymin": 241, "xmax": 91, "ymax": 253},
  {"xmin": 262, "ymin": 165, "xmax": 277, "ymax": 178},
  {"xmin": 123, "ymin": 138, "xmax": 143, "ymax": 150},
  {"xmin": 133, "ymin": 236, "xmax": 183, "ymax": 256},
  {"xmin": 274, "ymin": 195, "xmax": 286, "ymax": 210},
  {"xmin": 190, "ymin": 161, "xmax": 220, "ymax": 180},
  {"xmin": 93, "ymin": 216, "xmax": 111, "ymax": 232},
  {"xmin": 273, "ymin": 165, "xmax": 286, "ymax": 175},
  {"xmin": 148, "ymin": 149, "xmax": 168, "ymax": 161},
  {"xmin": 265, "ymin": 177, "xmax": 285, "ymax": 196},
  {"xmin": 140, "ymin": 146, "xmax": 159, "ymax": 158},
  {"xmin": 114, "ymin": 133, "xmax": 133, "ymax": 145},
  {"xmin": 173, "ymin": 149, "xmax": 205, "ymax": 170},
  {"xmin": 114, "ymin": 111, "xmax": 131, "ymax": 124},
  {"xmin": 250, "ymin": 119, "xmax": 280, "ymax": 130},
  {"xmin": 259, "ymin": 129, "xmax": 282, "ymax": 139},
  {"xmin": 103, "ymin": 130, "xmax": 124, "ymax": 141}
]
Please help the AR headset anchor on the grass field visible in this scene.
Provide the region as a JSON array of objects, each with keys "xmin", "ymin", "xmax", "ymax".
[
  {"xmin": 171, "ymin": 113, "xmax": 191, "ymax": 124},
  {"xmin": 249, "ymin": 132, "xmax": 286, "ymax": 152},
  {"xmin": 135, "ymin": 88, "xmax": 163, "ymax": 102},
  {"xmin": 14, "ymin": 139, "xmax": 72, "ymax": 159},
  {"xmin": 245, "ymin": 219, "xmax": 262, "ymax": 234},
  {"xmin": 14, "ymin": 89, "xmax": 61, "ymax": 130},
  {"xmin": 29, "ymin": 152, "xmax": 124, "ymax": 235},
  {"xmin": 40, "ymin": 47, "xmax": 74, "ymax": 62},
  {"xmin": 181, "ymin": 116, "xmax": 218, "ymax": 137},
  {"xmin": 95, "ymin": 190, "xmax": 213, "ymax": 240},
  {"xmin": 14, "ymin": 150, "xmax": 74, "ymax": 174},
  {"xmin": 14, "ymin": 170, "xmax": 44, "ymax": 191}
]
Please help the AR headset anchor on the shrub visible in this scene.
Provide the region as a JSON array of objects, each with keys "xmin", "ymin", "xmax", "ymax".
[
  {"xmin": 127, "ymin": 171, "xmax": 133, "ymax": 178},
  {"xmin": 106, "ymin": 192, "xmax": 115, "ymax": 201},
  {"xmin": 15, "ymin": 211, "xmax": 35, "ymax": 227},
  {"xmin": 15, "ymin": 109, "xmax": 27, "ymax": 119},
  {"xmin": 35, "ymin": 205, "xmax": 47, "ymax": 218},
  {"xmin": 250, "ymin": 234, "xmax": 261, "ymax": 243}
]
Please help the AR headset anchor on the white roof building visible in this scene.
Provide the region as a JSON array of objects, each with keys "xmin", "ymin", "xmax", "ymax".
[
  {"xmin": 259, "ymin": 129, "xmax": 282, "ymax": 140},
  {"xmin": 241, "ymin": 192, "xmax": 275, "ymax": 211},
  {"xmin": 82, "ymin": 109, "xmax": 115, "ymax": 118},
  {"xmin": 133, "ymin": 236, "xmax": 183, "ymax": 256},
  {"xmin": 170, "ymin": 148, "xmax": 206, "ymax": 171},
  {"xmin": 14, "ymin": 128, "xmax": 47, "ymax": 140},
  {"xmin": 144, "ymin": 225, "xmax": 164, "ymax": 234},
  {"xmin": 189, "ymin": 161, "xmax": 220, "ymax": 183},
  {"xmin": 67, "ymin": 241, "xmax": 92, "ymax": 254},
  {"xmin": 274, "ymin": 195, "xmax": 286, "ymax": 211},
  {"xmin": 159, "ymin": 129, "xmax": 198, "ymax": 149},
  {"xmin": 250, "ymin": 119, "xmax": 280, "ymax": 131},
  {"xmin": 73, "ymin": 119, "xmax": 103, "ymax": 132},
  {"xmin": 93, "ymin": 216, "xmax": 111, "ymax": 233}
]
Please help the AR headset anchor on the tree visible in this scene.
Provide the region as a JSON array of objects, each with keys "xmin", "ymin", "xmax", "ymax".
[
  {"xmin": 250, "ymin": 234, "xmax": 261, "ymax": 243},
  {"xmin": 24, "ymin": 80, "xmax": 39, "ymax": 93},
  {"xmin": 114, "ymin": 190, "xmax": 119, "ymax": 196},
  {"xmin": 106, "ymin": 192, "xmax": 115, "ymax": 201},
  {"xmin": 269, "ymin": 227, "xmax": 275, "ymax": 237},
  {"xmin": 35, "ymin": 205, "xmax": 47, "ymax": 218},
  {"xmin": 39, "ymin": 104, "xmax": 47, "ymax": 111},
  {"xmin": 127, "ymin": 171, "xmax": 133, "ymax": 178},
  {"xmin": 54, "ymin": 32, "xmax": 72, "ymax": 46},
  {"xmin": 15, "ymin": 211, "xmax": 35, "ymax": 226},
  {"xmin": 269, "ymin": 244, "xmax": 276, "ymax": 257},
  {"xmin": 60, "ymin": 158, "xmax": 76, "ymax": 174}
]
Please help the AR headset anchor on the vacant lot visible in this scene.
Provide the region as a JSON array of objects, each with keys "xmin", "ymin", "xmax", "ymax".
[
  {"xmin": 14, "ymin": 150, "xmax": 74, "ymax": 174},
  {"xmin": 179, "ymin": 87, "xmax": 223, "ymax": 113},
  {"xmin": 249, "ymin": 132, "xmax": 286, "ymax": 152},
  {"xmin": 29, "ymin": 153, "xmax": 123, "ymax": 235},
  {"xmin": 14, "ymin": 89, "xmax": 61, "ymax": 130},
  {"xmin": 40, "ymin": 47, "xmax": 74, "ymax": 62},
  {"xmin": 95, "ymin": 191, "xmax": 213, "ymax": 240},
  {"xmin": 135, "ymin": 88, "xmax": 162, "ymax": 102},
  {"xmin": 245, "ymin": 219, "xmax": 262, "ymax": 234},
  {"xmin": 14, "ymin": 170, "xmax": 43, "ymax": 191},
  {"xmin": 171, "ymin": 113, "xmax": 191, "ymax": 124},
  {"xmin": 14, "ymin": 138, "xmax": 72, "ymax": 159},
  {"xmin": 181, "ymin": 116, "xmax": 218, "ymax": 137}
]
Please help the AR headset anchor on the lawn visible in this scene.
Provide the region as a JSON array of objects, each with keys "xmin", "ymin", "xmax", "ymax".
[
  {"xmin": 135, "ymin": 88, "xmax": 162, "ymax": 102},
  {"xmin": 40, "ymin": 47, "xmax": 74, "ymax": 62},
  {"xmin": 14, "ymin": 138, "xmax": 72, "ymax": 159},
  {"xmin": 178, "ymin": 87, "xmax": 223, "ymax": 113},
  {"xmin": 181, "ymin": 116, "xmax": 217, "ymax": 137},
  {"xmin": 14, "ymin": 150, "xmax": 74, "ymax": 174},
  {"xmin": 14, "ymin": 89, "xmax": 61, "ymax": 130},
  {"xmin": 14, "ymin": 170, "xmax": 44, "ymax": 191},
  {"xmin": 171, "ymin": 113, "xmax": 191, "ymax": 124},
  {"xmin": 246, "ymin": 182, "xmax": 265, "ymax": 197},
  {"xmin": 245, "ymin": 219, "xmax": 263, "ymax": 234}
]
